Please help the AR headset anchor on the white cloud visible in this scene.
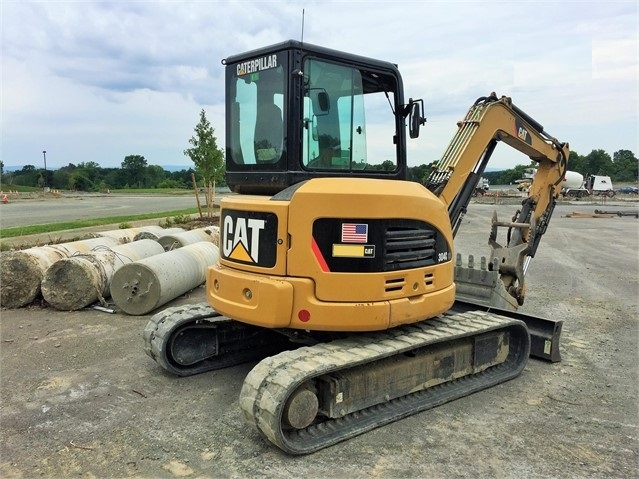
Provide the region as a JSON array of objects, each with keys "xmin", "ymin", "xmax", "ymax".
[
  {"xmin": 513, "ymin": 35, "xmax": 592, "ymax": 88},
  {"xmin": 1, "ymin": 0, "xmax": 637, "ymax": 171},
  {"xmin": 593, "ymin": 38, "xmax": 638, "ymax": 81}
]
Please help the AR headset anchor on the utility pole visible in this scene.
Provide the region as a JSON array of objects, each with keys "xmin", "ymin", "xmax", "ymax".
[{"xmin": 42, "ymin": 150, "xmax": 47, "ymax": 189}]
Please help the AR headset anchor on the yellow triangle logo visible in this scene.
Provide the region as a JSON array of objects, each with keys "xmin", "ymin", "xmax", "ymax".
[{"xmin": 229, "ymin": 242, "xmax": 253, "ymax": 263}]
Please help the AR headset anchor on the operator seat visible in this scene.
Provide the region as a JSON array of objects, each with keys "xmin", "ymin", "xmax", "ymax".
[{"xmin": 254, "ymin": 103, "xmax": 283, "ymax": 163}]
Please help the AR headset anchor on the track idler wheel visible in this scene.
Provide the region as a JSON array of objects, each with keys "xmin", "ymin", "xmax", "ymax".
[{"xmin": 283, "ymin": 384, "xmax": 318, "ymax": 429}]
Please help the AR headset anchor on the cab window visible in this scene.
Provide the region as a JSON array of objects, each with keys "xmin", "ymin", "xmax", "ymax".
[
  {"xmin": 302, "ymin": 58, "xmax": 398, "ymax": 172},
  {"xmin": 229, "ymin": 57, "xmax": 285, "ymax": 166}
]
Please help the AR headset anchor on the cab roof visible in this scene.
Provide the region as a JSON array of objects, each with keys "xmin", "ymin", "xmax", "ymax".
[{"xmin": 223, "ymin": 39, "xmax": 400, "ymax": 74}]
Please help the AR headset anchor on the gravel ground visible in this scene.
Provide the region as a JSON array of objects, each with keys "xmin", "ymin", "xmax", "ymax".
[{"xmin": 1, "ymin": 199, "xmax": 638, "ymax": 479}]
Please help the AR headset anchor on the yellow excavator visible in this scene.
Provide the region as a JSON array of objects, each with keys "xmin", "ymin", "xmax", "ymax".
[{"xmin": 144, "ymin": 40, "xmax": 569, "ymax": 454}]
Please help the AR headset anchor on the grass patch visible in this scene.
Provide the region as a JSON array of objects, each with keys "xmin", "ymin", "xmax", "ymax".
[
  {"xmin": 0, "ymin": 208, "xmax": 201, "ymax": 239},
  {"xmin": 0, "ymin": 185, "xmax": 41, "ymax": 193},
  {"xmin": 108, "ymin": 188, "xmax": 196, "ymax": 195},
  {"xmin": 0, "ymin": 187, "xmax": 201, "ymax": 195}
]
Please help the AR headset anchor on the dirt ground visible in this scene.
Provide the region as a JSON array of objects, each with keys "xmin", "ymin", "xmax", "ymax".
[{"xmin": 1, "ymin": 200, "xmax": 638, "ymax": 479}]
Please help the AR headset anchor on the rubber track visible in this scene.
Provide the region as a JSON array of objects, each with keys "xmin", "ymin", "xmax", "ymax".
[
  {"xmin": 240, "ymin": 309, "xmax": 530, "ymax": 454},
  {"xmin": 143, "ymin": 302, "xmax": 293, "ymax": 376},
  {"xmin": 143, "ymin": 302, "xmax": 227, "ymax": 376}
]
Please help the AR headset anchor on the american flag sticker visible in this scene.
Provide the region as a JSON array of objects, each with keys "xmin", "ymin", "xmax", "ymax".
[{"xmin": 341, "ymin": 223, "xmax": 368, "ymax": 243}]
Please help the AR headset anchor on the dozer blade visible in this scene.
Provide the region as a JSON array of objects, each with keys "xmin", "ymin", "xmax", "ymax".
[
  {"xmin": 240, "ymin": 309, "xmax": 530, "ymax": 455},
  {"xmin": 451, "ymin": 299, "xmax": 562, "ymax": 362},
  {"xmin": 454, "ymin": 254, "xmax": 562, "ymax": 363}
]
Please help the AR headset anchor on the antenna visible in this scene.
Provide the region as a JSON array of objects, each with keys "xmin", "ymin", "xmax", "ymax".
[{"xmin": 301, "ymin": 9, "xmax": 305, "ymax": 45}]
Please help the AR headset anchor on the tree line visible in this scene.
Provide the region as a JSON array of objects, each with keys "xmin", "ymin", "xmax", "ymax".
[
  {"xmin": 0, "ymin": 157, "xmax": 201, "ymax": 192},
  {"xmin": 1, "ymin": 119, "xmax": 636, "ymax": 193},
  {"xmin": 400, "ymin": 148, "xmax": 637, "ymax": 186},
  {"xmin": 481, "ymin": 149, "xmax": 638, "ymax": 186},
  {"xmin": 0, "ymin": 109, "xmax": 226, "ymax": 193}
]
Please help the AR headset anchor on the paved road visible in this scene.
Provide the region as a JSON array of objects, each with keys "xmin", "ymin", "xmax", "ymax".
[
  {"xmin": 2, "ymin": 189, "xmax": 635, "ymax": 231},
  {"xmin": 0, "ymin": 193, "xmax": 212, "ymax": 229}
]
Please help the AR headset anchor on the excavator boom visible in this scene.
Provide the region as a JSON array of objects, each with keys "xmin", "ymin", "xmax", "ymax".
[{"xmin": 427, "ymin": 93, "xmax": 568, "ymax": 307}]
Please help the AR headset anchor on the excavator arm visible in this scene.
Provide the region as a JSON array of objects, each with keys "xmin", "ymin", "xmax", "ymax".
[{"xmin": 425, "ymin": 93, "xmax": 569, "ymax": 306}]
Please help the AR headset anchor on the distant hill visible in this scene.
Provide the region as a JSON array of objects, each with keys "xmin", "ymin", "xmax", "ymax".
[{"xmin": 160, "ymin": 164, "xmax": 194, "ymax": 172}]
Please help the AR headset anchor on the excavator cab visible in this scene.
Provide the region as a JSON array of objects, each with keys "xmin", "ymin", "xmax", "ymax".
[
  {"xmin": 214, "ymin": 39, "xmax": 570, "ymax": 331},
  {"xmin": 214, "ymin": 41, "xmax": 456, "ymax": 332},
  {"xmin": 223, "ymin": 40, "xmax": 422, "ymax": 195},
  {"xmin": 212, "ymin": 41, "xmax": 455, "ymax": 331}
]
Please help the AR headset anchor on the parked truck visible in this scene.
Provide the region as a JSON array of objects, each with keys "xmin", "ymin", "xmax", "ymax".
[
  {"xmin": 473, "ymin": 177, "xmax": 490, "ymax": 195},
  {"xmin": 519, "ymin": 169, "xmax": 582, "ymax": 194},
  {"xmin": 563, "ymin": 174, "xmax": 615, "ymax": 198}
]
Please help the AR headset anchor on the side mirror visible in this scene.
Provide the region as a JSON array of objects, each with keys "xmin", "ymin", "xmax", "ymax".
[
  {"xmin": 408, "ymin": 100, "xmax": 425, "ymax": 139},
  {"xmin": 310, "ymin": 89, "xmax": 330, "ymax": 115},
  {"xmin": 317, "ymin": 91, "xmax": 330, "ymax": 112}
]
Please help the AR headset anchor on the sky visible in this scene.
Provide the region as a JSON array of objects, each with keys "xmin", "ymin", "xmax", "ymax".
[{"xmin": 1, "ymin": 0, "xmax": 637, "ymax": 172}]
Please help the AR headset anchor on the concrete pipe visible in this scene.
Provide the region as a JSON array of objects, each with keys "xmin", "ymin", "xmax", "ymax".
[
  {"xmin": 133, "ymin": 227, "xmax": 186, "ymax": 241},
  {"xmin": 41, "ymin": 239, "xmax": 166, "ymax": 311},
  {"xmin": 157, "ymin": 226, "xmax": 219, "ymax": 251},
  {"xmin": 97, "ymin": 225, "xmax": 181, "ymax": 243},
  {"xmin": 110, "ymin": 242, "xmax": 219, "ymax": 315},
  {"xmin": 0, "ymin": 236, "xmax": 121, "ymax": 308}
]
